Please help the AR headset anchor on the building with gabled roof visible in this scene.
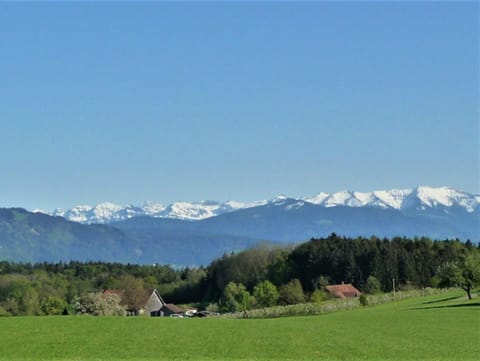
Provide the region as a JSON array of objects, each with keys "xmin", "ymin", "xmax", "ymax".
[
  {"xmin": 103, "ymin": 288, "xmax": 183, "ymax": 317},
  {"xmin": 325, "ymin": 283, "xmax": 361, "ymax": 299},
  {"xmin": 143, "ymin": 289, "xmax": 166, "ymax": 316}
]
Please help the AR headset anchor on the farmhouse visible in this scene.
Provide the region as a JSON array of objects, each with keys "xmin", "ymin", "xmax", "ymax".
[
  {"xmin": 103, "ymin": 288, "xmax": 184, "ymax": 317},
  {"xmin": 325, "ymin": 283, "xmax": 361, "ymax": 299}
]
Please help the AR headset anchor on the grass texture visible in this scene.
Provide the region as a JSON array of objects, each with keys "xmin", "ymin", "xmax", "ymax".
[{"xmin": 0, "ymin": 290, "xmax": 478, "ymax": 361}]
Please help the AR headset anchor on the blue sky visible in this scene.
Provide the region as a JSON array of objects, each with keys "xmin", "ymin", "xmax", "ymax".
[{"xmin": 1, "ymin": 2, "xmax": 478, "ymax": 210}]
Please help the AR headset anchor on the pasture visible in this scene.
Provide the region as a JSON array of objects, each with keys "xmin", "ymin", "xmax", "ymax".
[{"xmin": 0, "ymin": 290, "xmax": 478, "ymax": 361}]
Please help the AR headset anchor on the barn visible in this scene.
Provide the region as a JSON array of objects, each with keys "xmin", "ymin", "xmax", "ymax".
[{"xmin": 325, "ymin": 283, "xmax": 361, "ymax": 298}]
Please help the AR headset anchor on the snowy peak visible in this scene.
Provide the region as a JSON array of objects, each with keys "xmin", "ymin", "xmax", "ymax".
[
  {"xmin": 48, "ymin": 200, "xmax": 256, "ymax": 223},
  {"xmin": 50, "ymin": 202, "xmax": 166, "ymax": 224},
  {"xmin": 140, "ymin": 201, "xmax": 167, "ymax": 216},
  {"xmin": 161, "ymin": 199, "xmax": 269, "ymax": 220},
  {"xmin": 306, "ymin": 192, "xmax": 330, "ymax": 205},
  {"xmin": 410, "ymin": 186, "xmax": 479, "ymax": 211},
  {"xmin": 304, "ymin": 186, "xmax": 479, "ymax": 213},
  {"xmin": 372, "ymin": 189, "xmax": 412, "ymax": 209},
  {"xmin": 43, "ymin": 186, "xmax": 479, "ymax": 224},
  {"xmin": 304, "ymin": 190, "xmax": 398, "ymax": 209},
  {"xmin": 160, "ymin": 201, "xmax": 221, "ymax": 221}
]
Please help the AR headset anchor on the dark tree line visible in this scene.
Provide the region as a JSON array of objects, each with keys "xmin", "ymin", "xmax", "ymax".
[
  {"xmin": 202, "ymin": 235, "xmax": 478, "ymax": 302},
  {"xmin": 0, "ymin": 235, "xmax": 478, "ymax": 315}
]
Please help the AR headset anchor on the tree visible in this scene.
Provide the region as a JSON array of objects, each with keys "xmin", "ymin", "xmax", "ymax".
[
  {"xmin": 310, "ymin": 289, "xmax": 330, "ymax": 303},
  {"xmin": 40, "ymin": 296, "xmax": 66, "ymax": 315},
  {"xmin": 364, "ymin": 275, "xmax": 381, "ymax": 294},
  {"xmin": 74, "ymin": 292, "xmax": 126, "ymax": 316},
  {"xmin": 437, "ymin": 252, "xmax": 480, "ymax": 299},
  {"xmin": 279, "ymin": 279, "xmax": 305, "ymax": 305},
  {"xmin": 116, "ymin": 275, "xmax": 148, "ymax": 314},
  {"xmin": 253, "ymin": 280, "xmax": 279, "ymax": 308},
  {"xmin": 221, "ymin": 282, "xmax": 253, "ymax": 313}
]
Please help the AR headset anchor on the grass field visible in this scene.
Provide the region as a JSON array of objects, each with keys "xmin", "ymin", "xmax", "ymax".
[{"xmin": 0, "ymin": 290, "xmax": 478, "ymax": 361}]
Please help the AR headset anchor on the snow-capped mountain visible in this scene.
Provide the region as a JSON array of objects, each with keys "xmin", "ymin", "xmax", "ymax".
[
  {"xmin": 304, "ymin": 186, "xmax": 479, "ymax": 213},
  {"xmin": 158, "ymin": 200, "xmax": 265, "ymax": 221},
  {"xmin": 41, "ymin": 186, "xmax": 479, "ymax": 224},
  {"xmin": 10, "ymin": 186, "xmax": 479, "ymax": 266},
  {"xmin": 46, "ymin": 199, "xmax": 266, "ymax": 223},
  {"xmin": 48, "ymin": 201, "xmax": 166, "ymax": 224}
]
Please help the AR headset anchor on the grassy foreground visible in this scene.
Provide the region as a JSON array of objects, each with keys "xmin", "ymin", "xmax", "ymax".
[{"xmin": 0, "ymin": 290, "xmax": 478, "ymax": 361}]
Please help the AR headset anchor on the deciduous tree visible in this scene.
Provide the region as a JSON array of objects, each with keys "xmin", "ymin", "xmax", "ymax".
[
  {"xmin": 437, "ymin": 252, "xmax": 480, "ymax": 299},
  {"xmin": 253, "ymin": 280, "xmax": 279, "ymax": 307}
]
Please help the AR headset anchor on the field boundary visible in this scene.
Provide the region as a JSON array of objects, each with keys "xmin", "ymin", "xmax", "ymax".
[{"xmin": 223, "ymin": 287, "xmax": 454, "ymax": 319}]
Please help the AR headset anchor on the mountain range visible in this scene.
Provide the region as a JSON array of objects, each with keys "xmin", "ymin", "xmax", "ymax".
[
  {"xmin": 40, "ymin": 186, "xmax": 480, "ymax": 224},
  {"xmin": 1, "ymin": 186, "xmax": 478, "ymax": 266}
]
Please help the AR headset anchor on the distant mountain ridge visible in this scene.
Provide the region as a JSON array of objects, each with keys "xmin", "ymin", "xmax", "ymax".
[
  {"xmin": 40, "ymin": 200, "xmax": 267, "ymax": 223},
  {"xmin": 1, "ymin": 186, "xmax": 478, "ymax": 266},
  {"xmin": 39, "ymin": 186, "xmax": 479, "ymax": 224}
]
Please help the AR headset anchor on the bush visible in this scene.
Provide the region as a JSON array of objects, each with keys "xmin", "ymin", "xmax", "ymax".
[
  {"xmin": 0, "ymin": 305, "xmax": 11, "ymax": 317},
  {"xmin": 279, "ymin": 279, "xmax": 305, "ymax": 305},
  {"xmin": 40, "ymin": 296, "xmax": 67, "ymax": 315},
  {"xmin": 310, "ymin": 289, "xmax": 330, "ymax": 304},
  {"xmin": 74, "ymin": 292, "xmax": 126, "ymax": 316},
  {"xmin": 224, "ymin": 297, "xmax": 359, "ymax": 319},
  {"xmin": 364, "ymin": 276, "xmax": 381, "ymax": 294},
  {"xmin": 224, "ymin": 288, "xmax": 448, "ymax": 319},
  {"xmin": 205, "ymin": 303, "xmax": 219, "ymax": 313},
  {"xmin": 253, "ymin": 281, "xmax": 279, "ymax": 308},
  {"xmin": 359, "ymin": 294, "xmax": 368, "ymax": 306},
  {"xmin": 220, "ymin": 282, "xmax": 253, "ymax": 313}
]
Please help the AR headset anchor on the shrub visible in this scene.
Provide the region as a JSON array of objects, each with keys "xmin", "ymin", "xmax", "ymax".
[
  {"xmin": 74, "ymin": 292, "xmax": 126, "ymax": 316},
  {"xmin": 40, "ymin": 296, "xmax": 67, "ymax": 315},
  {"xmin": 310, "ymin": 289, "xmax": 330, "ymax": 304},
  {"xmin": 359, "ymin": 294, "xmax": 368, "ymax": 306},
  {"xmin": 279, "ymin": 279, "xmax": 305, "ymax": 305},
  {"xmin": 205, "ymin": 303, "xmax": 219, "ymax": 313},
  {"xmin": 253, "ymin": 280, "xmax": 279, "ymax": 308},
  {"xmin": 0, "ymin": 305, "xmax": 11, "ymax": 317},
  {"xmin": 220, "ymin": 282, "xmax": 253, "ymax": 313},
  {"xmin": 364, "ymin": 276, "xmax": 381, "ymax": 294},
  {"xmin": 223, "ymin": 288, "xmax": 448, "ymax": 319}
]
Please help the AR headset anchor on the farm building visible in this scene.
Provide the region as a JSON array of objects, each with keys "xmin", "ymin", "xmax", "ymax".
[
  {"xmin": 325, "ymin": 283, "xmax": 361, "ymax": 299},
  {"xmin": 103, "ymin": 288, "xmax": 183, "ymax": 317},
  {"xmin": 158, "ymin": 304, "xmax": 185, "ymax": 317}
]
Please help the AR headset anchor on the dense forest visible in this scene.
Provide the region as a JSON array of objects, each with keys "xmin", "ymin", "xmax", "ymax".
[{"xmin": 0, "ymin": 234, "xmax": 478, "ymax": 316}]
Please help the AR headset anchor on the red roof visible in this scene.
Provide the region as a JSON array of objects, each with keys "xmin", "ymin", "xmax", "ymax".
[
  {"xmin": 325, "ymin": 284, "xmax": 361, "ymax": 298},
  {"xmin": 102, "ymin": 289, "xmax": 125, "ymax": 297}
]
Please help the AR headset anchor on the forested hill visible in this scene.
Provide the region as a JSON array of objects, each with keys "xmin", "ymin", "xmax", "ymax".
[
  {"xmin": 0, "ymin": 208, "xmax": 135, "ymax": 263},
  {"xmin": 0, "ymin": 235, "xmax": 478, "ymax": 316},
  {"xmin": 0, "ymin": 208, "xmax": 260, "ymax": 265}
]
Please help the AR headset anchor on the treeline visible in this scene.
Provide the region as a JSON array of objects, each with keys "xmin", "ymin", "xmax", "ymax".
[
  {"xmin": 0, "ymin": 235, "xmax": 478, "ymax": 315},
  {"xmin": 0, "ymin": 261, "xmax": 201, "ymax": 316}
]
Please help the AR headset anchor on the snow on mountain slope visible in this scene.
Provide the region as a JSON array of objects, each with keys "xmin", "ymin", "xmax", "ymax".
[
  {"xmin": 50, "ymin": 202, "xmax": 165, "ymax": 224},
  {"xmin": 160, "ymin": 201, "xmax": 221, "ymax": 221},
  {"xmin": 47, "ymin": 200, "xmax": 262, "ymax": 223},
  {"xmin": 160, "ymin": 200, "xmax": 269, "ymax": 220},
  {"xmin": 305, "ymin": 189, "xmax": 406, "ymax": 209},
  {"xmin": 411, "ymin": 186, "xmax": 479, "ymax": 211},
  {"xmin": 42, "ymin": 186, "xmax": 479, "ymax": 224},
  {"xmin": 304, "ymin": 186, "xmax": 479, "ymax": 213},
  {"xmin": 372, "ymin": 188, "xmax": 412, "ymax": 209}
]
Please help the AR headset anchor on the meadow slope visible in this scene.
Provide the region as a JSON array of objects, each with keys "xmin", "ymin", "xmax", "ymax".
[{"xmin": 0, "ymin": 290, "xmax": 478, "ymax": 361}]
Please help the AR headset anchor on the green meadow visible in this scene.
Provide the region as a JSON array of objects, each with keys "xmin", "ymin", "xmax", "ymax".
[{"xmin": 0, "ymin": 290, "xmax": 478, "ymax": 361}]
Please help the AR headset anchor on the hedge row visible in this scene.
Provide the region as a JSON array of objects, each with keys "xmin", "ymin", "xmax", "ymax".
[{"xmin": 223, "ymin": 288, "xmax": 450, "ymax": 319}]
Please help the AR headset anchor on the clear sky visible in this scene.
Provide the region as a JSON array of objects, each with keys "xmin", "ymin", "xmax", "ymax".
[{"xmin": 0, "ymin": 2, "xmax": 478, "ymax": 210}]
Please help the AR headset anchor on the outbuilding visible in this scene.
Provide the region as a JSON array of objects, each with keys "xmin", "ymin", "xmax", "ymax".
[{"xmin": 325, "ymin": 283, "xmax": 361, "ymax": 298}]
